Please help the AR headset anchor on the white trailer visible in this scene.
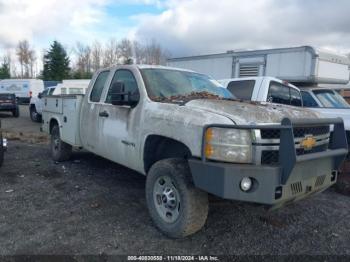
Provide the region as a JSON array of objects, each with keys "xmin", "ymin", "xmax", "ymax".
[{"xmin": 167, "ymin": 46, "xmax": 350, "ymax": 85}]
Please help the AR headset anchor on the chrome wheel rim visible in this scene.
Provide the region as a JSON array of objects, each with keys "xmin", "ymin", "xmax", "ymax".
[{"xmin": 153, "ymin": 176, "xmax": 181, "ymax": 223}]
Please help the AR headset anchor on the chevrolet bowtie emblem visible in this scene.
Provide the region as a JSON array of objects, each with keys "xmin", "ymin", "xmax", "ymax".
[{"xmin": 301, "ymin": 135, "xmax": 316, "ymax": 150}]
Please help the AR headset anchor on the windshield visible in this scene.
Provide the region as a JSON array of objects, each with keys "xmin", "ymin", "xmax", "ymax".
[
  {"xmin": 141, "ymin": 68, "xmax": 234, "ymax": 102},
  {"xmin": 313, "ymin": 89, "xmax": 350, "ymax": 108}
]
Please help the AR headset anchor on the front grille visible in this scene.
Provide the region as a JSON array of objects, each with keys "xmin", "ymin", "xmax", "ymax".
[
  {"xmin": 260, "ymin": 126, "xmax": 330, "ymax": 139},
  {"xmin": 261, "ymin": 144, "xmax": 329, "ymax": 165},
  {"xmin": 291, "ymin": 182, "xmax": 303, "ymax": 195}
]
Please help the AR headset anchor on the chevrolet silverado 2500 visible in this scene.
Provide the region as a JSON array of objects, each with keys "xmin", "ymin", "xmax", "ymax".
[{"xmin": 42, "ymin": 65, "xmax": 348, "ymax": 238}]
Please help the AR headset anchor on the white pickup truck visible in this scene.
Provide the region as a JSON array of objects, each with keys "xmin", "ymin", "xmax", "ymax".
[
  {"xmin": 300, "ymin": 87, "xmax": 350, "ymax": 144},
  {"xmin": 42, "ymin": 65, "xmax": 347, "ymax": 238},
  {"xmin": 219, "ymin": 77, "xmax": 302, "ymax": 107}
]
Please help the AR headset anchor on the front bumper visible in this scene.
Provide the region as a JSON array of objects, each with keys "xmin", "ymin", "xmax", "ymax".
[
  {"xmin": 189, "ymin": 117, "xmax": 348, "ymax": 208},
  {"xmin": 189, "ymin": 157, "xmax": 338, "ymax": 207}
]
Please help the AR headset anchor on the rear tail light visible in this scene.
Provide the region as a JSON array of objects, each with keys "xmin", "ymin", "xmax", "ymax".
[{"xmin": 29, "ymin": 91, "xmax": 32, "ymax": 98}]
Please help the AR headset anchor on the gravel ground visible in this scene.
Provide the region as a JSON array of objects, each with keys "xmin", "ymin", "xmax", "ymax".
[{"xmin": 0, "ymin": 107, "xmax": 350, "ymax": 256}]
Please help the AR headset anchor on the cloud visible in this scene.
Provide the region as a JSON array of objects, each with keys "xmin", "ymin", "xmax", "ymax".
[
  {"xmin": 0, "ymin": 0, "xmax": 109, "ymax": 50},
  {"xmin": 133, "ymin": 0, "xmax": 350, "ymax": 57}
]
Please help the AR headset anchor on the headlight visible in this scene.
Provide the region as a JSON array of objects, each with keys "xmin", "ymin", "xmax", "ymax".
[{"xmin": 204, "ymin": 127, "xmax": 252, "ymax": 163}]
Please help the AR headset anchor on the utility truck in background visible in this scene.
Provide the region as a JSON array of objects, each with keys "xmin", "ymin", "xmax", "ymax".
[
  {"xmin": 42, "ymin": 65, "xmax": 347, "ymax": 238},
  {"xmin": 29, "ymin": 79, "xmax": 90, "ymax": 122}
]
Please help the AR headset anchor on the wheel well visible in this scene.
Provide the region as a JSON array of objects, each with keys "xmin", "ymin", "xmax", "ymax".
[
  {"xmin": 49, "ymin": 119, "xmax": 59, "ymax": 134},
  {"xmin": 143, "ymin": 135, "xmax": 192, "ymax": 173}
]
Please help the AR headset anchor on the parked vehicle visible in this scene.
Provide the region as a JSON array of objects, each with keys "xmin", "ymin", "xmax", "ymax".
[
  {"xmin": 42, "ymin": 65, "xmax": 347, "ymax": 238},
  {"xmin": 300, "ymin": 88, "xmax": 350, "ymax": 141},
  {"xmin": 29, "ymin": 80, "xmax": 90, "ymax": 122},
  {"xmin": 29, "ymin": 86, "xmax": 56, "ymax": 122},
  {"xmin": 0, "ymin": 121, "xmax": 7, "ymax": 167},
  {"xmin": 0, "ymin": 79, "xmax": 44, "ymax": 104},
  {"xmin": 219, "ymin": 77, "xmax": 302, "ymax": 107},
  {"xmin": 167, "ymin": 46, "xmax": 350, "ymax": 85},
  {"xmin": 0, "ymin": 93, "xmax": 19, "ymax": 117},
  {"xmin": 54, "ymin": 79, "xmax": 90, "ymax": 95}
]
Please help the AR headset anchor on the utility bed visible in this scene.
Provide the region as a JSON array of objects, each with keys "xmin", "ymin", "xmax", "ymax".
[{"xmin": 42, "ymin": 95, "xmax": 84, "ymax": 147}]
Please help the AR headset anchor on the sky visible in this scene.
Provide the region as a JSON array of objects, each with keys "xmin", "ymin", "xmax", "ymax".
[{"xmin": 0, "ymin": 0, "xmax": 350, "ymax": 62}]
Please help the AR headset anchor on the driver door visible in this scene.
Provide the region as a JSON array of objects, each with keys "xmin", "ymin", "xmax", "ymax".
[{"xmin": 98, "ymin": 69, "xmax": 140, "ymax": 167}]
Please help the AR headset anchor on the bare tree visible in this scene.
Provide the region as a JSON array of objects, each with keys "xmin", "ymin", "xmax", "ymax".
[
  {"xmin": 75, "ymin": 42, "xmax": 92, "ymax": 76},
  {"xmin": 103, "ymin": 38, "xmax": 118, "ymax": 67},
  {"xmin": 28, "ymin": 49, "xmax": 36, "ymax": 77},
  {"xmin": 118, "ymin": 38, "xmax": 133, "ymax": 64},
  {"xmin": 16, "ymin": 40, "xmax": 36, "ymax": 78},
  {"xmin": 143, "ymin": 39, "xmax": 169, "ymax": 65},
  {"xmin": 91, "ymin": 40, "xmax": 103, "ymax": 72}
]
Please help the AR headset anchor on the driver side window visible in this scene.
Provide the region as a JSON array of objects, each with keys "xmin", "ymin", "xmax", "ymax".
[{"xmin": 105, "ymin": 70, "xmax": 139, "ymax": 104}]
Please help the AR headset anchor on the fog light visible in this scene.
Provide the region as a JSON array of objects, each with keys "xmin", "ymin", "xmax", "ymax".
[
  {"xmin": 240, "ymin": 177, "xmax": 252, "ymax": 192},
  {"xmin": 2, "ymin": 138, "xmax": 7, "ymax": 149}
]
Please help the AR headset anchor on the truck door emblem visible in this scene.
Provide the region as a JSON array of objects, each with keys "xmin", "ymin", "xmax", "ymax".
[{"xmin": 301, "ymin": 135, "xmax": 316, "ymax": 150}]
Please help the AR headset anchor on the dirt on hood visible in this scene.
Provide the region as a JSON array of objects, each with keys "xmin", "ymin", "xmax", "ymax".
[{"xmin": 185, "ymin": 99, "xmax": 320, "ymax": 125}]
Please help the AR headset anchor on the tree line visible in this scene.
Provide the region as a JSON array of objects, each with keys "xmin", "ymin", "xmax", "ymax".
[{"xmin": 0, "ymin": 38, "xmax": 169, "ymax": 81}]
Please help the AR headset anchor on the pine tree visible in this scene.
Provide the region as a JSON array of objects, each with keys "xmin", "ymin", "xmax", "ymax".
[
  {"xmin": 43, "ymin": 41, "xmax": 70, "ymax": 81},
  {"xmin": 0, "ymin": 62, "xmax": 10, "ymax": 79}
]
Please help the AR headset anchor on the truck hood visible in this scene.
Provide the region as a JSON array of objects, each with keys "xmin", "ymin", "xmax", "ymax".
[
  {"xmin": 307, "ymin": 107, "xmax": 350, "ymax": 130},
  {"xmin": 186, "ymin": 99, "xmax": 320, "ymax": 125}
]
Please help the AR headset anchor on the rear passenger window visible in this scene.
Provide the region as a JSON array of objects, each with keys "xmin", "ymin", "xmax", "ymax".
[
  {"xmin": 290, "ymin": 88, "xmax": 302, "ymax": 107},
  {"xmin": 90, "ymin": 71, "xmax": 110, "ymax": 102},
  {"xmin": 267, "ymin": 82, "xmax": 302, "ymax": 107},
  {"xmin": 267, "ymin": 82, "xmax": 290, "ymax": 105},
  {"xmin": 227, "ymin": 80, "xmax": 255, "ymax": 100}
]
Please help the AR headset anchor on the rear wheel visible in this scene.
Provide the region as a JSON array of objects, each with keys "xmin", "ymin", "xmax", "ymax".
[
  {"xmin": 30, "ymin": 106, "xmax": 41, "ymax": 122},
  {"xmin": 51, "ymin": 125, "xmax": 72, "ymax": 162},
  {"xmin": 146, "ymin": 158, "xmax": 208, "ymax": 238}
]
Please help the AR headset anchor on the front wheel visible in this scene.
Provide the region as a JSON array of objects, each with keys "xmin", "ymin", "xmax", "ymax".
[
  {"xmin": 51, "ymin": 125, "xmax": 72, "ymax": 162},
  {"xmin": 146, "ymin": 158, "xmax": 208, "ymax": 238},
  {"xmin": 30, "ymin": 106, "xmax": 41, "ymax": 122}
]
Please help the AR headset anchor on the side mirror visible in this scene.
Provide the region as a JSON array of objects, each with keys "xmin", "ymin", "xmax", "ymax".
[
  {"xmin": 38, "ymin": 92, "xmax": 42, "ymax": 99},
  {"xmin": 110, "ymin": 82, "xmax": 140, "ymax": 107}
]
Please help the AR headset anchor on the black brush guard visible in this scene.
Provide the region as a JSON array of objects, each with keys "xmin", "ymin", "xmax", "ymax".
[{"xmin": 201, "ymin": 118, "xmax": 348, "ymax": 185}]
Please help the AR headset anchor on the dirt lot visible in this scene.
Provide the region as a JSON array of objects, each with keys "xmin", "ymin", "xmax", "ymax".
[{"xmin": 0, "ymin": 106, "xmax": 350, "ymax": 255}]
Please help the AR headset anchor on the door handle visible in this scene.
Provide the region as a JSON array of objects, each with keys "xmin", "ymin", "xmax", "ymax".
[{"xmin": 99, "ymin": 111, "xmax": 109, "ymax": 117}]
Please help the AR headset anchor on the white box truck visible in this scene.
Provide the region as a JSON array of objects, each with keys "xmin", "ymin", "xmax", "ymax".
[
  {"xmin": 167, "ymin": 46, "xmax": 350, "ymax": 85},
  {"xmin": 0, "ymin": 79, "xmax": 45, "ymax": 104}
]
